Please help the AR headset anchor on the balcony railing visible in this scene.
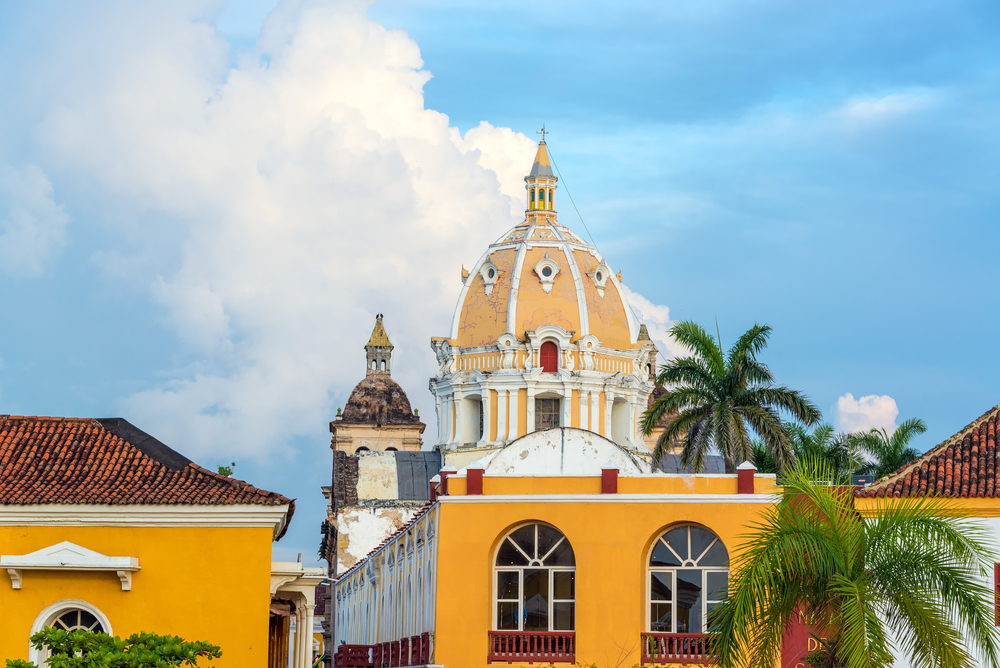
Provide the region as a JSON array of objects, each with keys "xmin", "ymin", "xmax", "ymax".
[
  {"xmin": 641, "ymin": 633, "xmax": 715, "ymax": 664},
  {"xmin": 488, "ymin": 630, "xmax": 576, "ymax": 664},
  {"xmin": 334, "ymin": 634, "xmax": 432, "ymax": 668},
  {"xmin": 333, "ymin": 644, "xmax": 373, "ymax": 668}
]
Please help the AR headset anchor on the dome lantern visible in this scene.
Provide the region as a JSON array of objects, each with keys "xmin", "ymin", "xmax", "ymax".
[{"xmin": 365, "ymin": 314, "xmax": 393, "ymax": 376}]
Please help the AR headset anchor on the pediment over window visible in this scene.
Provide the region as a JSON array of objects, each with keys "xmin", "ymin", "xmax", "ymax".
[{"xmin": 1, "ymin": 541, "xmax": 140, "ymax": 591}]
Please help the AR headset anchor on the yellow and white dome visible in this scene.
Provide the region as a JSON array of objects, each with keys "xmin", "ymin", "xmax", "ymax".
[
  {"xmin": 429, "ymin": 137, "xmax": 658, "ymax": 466},
  {"xmin": 449, "ymin": 140, "xmax": 640, "ymax": 352}
]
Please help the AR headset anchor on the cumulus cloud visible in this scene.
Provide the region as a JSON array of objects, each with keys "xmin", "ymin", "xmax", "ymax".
[
  {"xmin": 834, "ymin": 393, "xmax": 899, "ymax": 435},
  {"xmin": 0, "ymin": 164, "xmax": 69, "ymax": 277},
  {"xmin": 18, "ymin": 0, "xmax": 536, "ymax": 460},
  {"xmin": 620, "ymin": 285, "xmax": 685, "ymax": 363}
]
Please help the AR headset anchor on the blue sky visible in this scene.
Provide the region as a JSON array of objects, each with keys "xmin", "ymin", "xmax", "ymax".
[{"xmin": 1, "ymin": 0, "xmax": 999, "ymax": 564}]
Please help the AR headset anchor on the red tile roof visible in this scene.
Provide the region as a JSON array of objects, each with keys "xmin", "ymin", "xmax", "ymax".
[
  {"xmin": 858, "ymin": 404, "xmax": 1000, "ymax": 498},
  {"xmin": 0, "ymin": 415, "xmax": 293, "ymax": 512}
]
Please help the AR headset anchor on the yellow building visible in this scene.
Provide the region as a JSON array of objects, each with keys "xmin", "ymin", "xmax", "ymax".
[
  {"xmin": 333, "ymin": 433, "xmax": 775, "ymax": 667},
  {"xmin": 0, "ymin": 415, "xmax": 321, "ymax": 668}
]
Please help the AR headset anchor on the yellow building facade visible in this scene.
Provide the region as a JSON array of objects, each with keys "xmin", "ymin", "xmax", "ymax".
[
  {"xmin": 0, "ymin": 415, "xmax": 307, "ymax": 668},
  {"xmin": 333, "ymin": 447, "xmax": 777, "ymax": 667}
]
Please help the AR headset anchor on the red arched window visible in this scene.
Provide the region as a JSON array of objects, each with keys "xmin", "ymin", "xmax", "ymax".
[{"xmin": 540, "ymin": 341, "xmax": 558, "ymax": 373}]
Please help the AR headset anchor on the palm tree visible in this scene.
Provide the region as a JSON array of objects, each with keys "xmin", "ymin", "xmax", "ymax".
[
  {"xmin": 641, "ymin": 321, "xmax": 821, "ymax": 472},
  {"xmin": 752, "ymin": 423, "xmax": 863, "ymax": 483},
  {"xmin": 712, "ymin": 465, "xmax": 1000, "ymax": 668},
  {"xmin": 853, "ymin": 418, "xmax": 928, "ymax": 481}
]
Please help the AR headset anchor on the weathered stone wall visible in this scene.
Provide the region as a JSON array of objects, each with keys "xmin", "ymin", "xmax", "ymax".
[
  {"xmin": 331, "ymin": 450, "xmax": 359, "ymax": 509},
  {"xmin": 334, "ymin": 502, "xmax": 425, "ymax": 573}
]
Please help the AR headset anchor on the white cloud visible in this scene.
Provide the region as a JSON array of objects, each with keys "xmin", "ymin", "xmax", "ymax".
[
  {"xmin": 15, "ymin": 0, "xmax": 536, "ymax": 461},
  {"xmin": 0, "ymin": 164, "xmax": 69, "ymax": 277},
  {"xmin": 837, "ymin": 91, "xmax": 936, "ymax": 122},
  {"xmin": 833, "ymin": 393, "xmax": 899, "ymax": 435},
  {"xmin": 619, "ymin": 285, "xmax": 686, "ymax": 363}
]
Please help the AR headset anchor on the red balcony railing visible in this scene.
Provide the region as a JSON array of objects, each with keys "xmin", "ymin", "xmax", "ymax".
[
  {"xmin": 641, "ymin": 633, "xmax": 715, "ymax": 664},
  {"xmin": 418, "ymin": 632, "xmax": 431, "ymax": 664},
  {"xmin": 333, "ymin": 644, "xmax": 374, "ymax": 668},
  {"xmin": 488, "ymin": 631, "xmax": 575, "ymax": 664}
]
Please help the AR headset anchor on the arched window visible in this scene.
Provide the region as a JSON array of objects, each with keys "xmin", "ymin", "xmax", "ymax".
[
  {"xmin": 30, "ymin": 600, "xmax": 111, "ymax": 665},
  {"xmin": 647, "ymin": 525, "xmax": 729, "ymax": 634},
  {"xmin": 539, "ymin": 341, "xmax": 558, "ymax": 372},
  {"xmin": 495, "ymin": 523, "xmax": 575, "ymax": 631},
  {"xmin": 385, "ymin": 447, "xmax": 397, "ymax": 452},
  {"xmin": 355, "ymin": 446, "xmax": 370, "ymax": 453},
  {"xmin": 52, "ymin": 609, "xmax": 104, "ymax": 631}
]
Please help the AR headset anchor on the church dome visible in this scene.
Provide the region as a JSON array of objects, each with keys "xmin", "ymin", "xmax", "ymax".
[
  {"xmin": 341, "ymin": 374, "xmax": 421, "ymax": 426},
  {"xmin": 448, "ymin": 139, "xmax": 639, "ymax": 350}
]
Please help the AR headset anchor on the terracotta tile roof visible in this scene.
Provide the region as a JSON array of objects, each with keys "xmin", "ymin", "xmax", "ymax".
[
  {"xmin": 858, "ymin": 404, "xmax": 1000, "ymax": 498},
  {"xmin": 0, "ymin": 415, "xmax": 293, "ymax": 510}
]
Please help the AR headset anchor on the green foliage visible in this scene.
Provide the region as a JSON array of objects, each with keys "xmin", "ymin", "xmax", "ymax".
[
  {"xmin": 752, "ymin": 423, "xmax": 863, "ymax": 484},
  {"xmin": 641, "ymin": 320, "xmax": 821, "ymax": 471},
  {"xmin": 216, "ymin": 462, "xmax": 235, "ymax": 477},
  {"xmin": 6, "ymin": 628, "xmax": 221, "ymax": 668},
  {"xmin": 711, "ymin": 463, "xmax": 1000, "ymax": 668},
  {"xmin": 853, "ymin": 418, "xmax": 927, "ymax": 481}
]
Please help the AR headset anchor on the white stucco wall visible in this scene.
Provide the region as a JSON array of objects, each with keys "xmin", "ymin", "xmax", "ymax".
[{"xmin": 480, "ymin": 427, "xmax": 648, "ymax": 475}]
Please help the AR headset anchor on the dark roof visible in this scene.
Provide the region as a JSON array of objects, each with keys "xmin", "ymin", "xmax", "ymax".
[
  {"xmin": 859, "ymin": 404, "xmax": 1000, "ymax": 498},
  {"xmin": 0, "ymin": 416, "xmax": 294, "ymax": 516},
  {"xmin": 341, "ymin": 375, "xmax": 424, "ymax": 427},
  {"xmin": 394, "ymin": 451, "xmax": 441, "ymax": 501},
  {"xmin": 657, "ymin": 454, "xmax": 728, "ymax": 474}
]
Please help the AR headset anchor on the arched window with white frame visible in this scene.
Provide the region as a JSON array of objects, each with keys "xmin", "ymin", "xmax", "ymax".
[
  {"xmin": 647, "ymin": 524, "xmax": 729, "ymax": 634},
  {"xmin": 30, "ymin": 600, "xmax": 111, "ymax": 665},
  {"xmin": 494, "ymin": 522, "xmax": 575, "ymax": 631}
]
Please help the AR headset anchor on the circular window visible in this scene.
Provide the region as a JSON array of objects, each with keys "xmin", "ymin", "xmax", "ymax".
[
  {"xmin": 596, "ymin": 272, "xmax": 602, "ymax": 281},
  {"xmin": 542, "ymin": 266, "xmax": 553, "ymax": 277},
  {"xmin": 488, "ymin": 268, "xmax": 495, "ymax": 279},
  {"xmin": 54, "ymin": 609, "xmax": 105, "ymax": 632}
]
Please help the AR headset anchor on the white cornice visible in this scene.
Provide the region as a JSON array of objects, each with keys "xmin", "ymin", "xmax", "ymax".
[
  {"xmin": 438, "ymin": 494, "xmax": 780, "ymax": 504},
  {"xmin": 0, "ymin": 504, "xmax": 291, "ymax": 540}
]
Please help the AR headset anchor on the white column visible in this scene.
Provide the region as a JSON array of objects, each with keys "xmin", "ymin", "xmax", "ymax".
[
  {"xmin": 452, "ymin": 392, "xmax": 463, "ymax": 444},
  {"xmin": 628, "ymin": 396, "xmax": 638, "ymax": 447},
  {"xmin": 526, "ymin": 384, "xmax": 536, "ymax": 433},
  {"xmin": 497, "ymin": 389, "xmax": 508, "ymax": 442},
  {"xmin": 293, "ymin": 605, "xmax": 305, "ymax": 668},
  {"xmin": 304, "ymin": 603, "xmax": 316, "ymax": 668},
  {"xmin": 590, "ymin": 392, "xmax": 600, "ymax": 432},
  {"xmin": 604, "ymin": 391, "xmax": 614, "ymax": 437},
  {"xmin": 562, "ymin": 386, "xmax": 573, "ymax": 428},
  {"xmin": 579, "ymin": 390, "xmax": 589, "ymax": 431},
  {"xmin": 434, "ymin": 395, "xmax": 443, "ymax": 445},
  {"xmin": 480, "ymin": 388, "xmax": 491, "ymax": 445},
  {"xmin": 509, "ymin": 389, "xmax": 519, "ymax": 439}
]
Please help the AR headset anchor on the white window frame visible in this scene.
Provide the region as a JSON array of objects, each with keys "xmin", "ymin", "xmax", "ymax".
[
  {"xmin": 492, "ymin": 523, "xmax": 576, "ymax": 632},
  {"xmin": 646, "ymin": 525, "xmax": 729, "ymax": 634},
  {"xmin": 30, "ymin": 599, "xmax": 112, "ymax": 665}
]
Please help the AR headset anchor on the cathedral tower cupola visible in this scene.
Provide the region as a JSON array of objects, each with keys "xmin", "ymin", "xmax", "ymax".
[
  {"xmin": 365, "ymin": 314, "xmax": 393, "ymax": 376},
  {"xmin": 525, "ymin": 128, "xmax": 558, "ymax": 220}
]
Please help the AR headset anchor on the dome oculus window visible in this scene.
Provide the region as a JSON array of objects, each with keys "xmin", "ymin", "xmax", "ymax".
[
  {"xmin": 647, "ymin": 525, "xmax": 729, "ymax": 634},
  {"xmin": 533, "ymin": 253, "xmax": 560, "ymax": 293},
  {"xmin": 587, "ymin": 261, "xmax": 613, "ymax": 298},
  {"xmin": 479, "ymin": 260, "xmax": 501, "ymax": 295},
  {"xmin": 495, "ymin": 523, "xmax": 575, "ymax": 632}
]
